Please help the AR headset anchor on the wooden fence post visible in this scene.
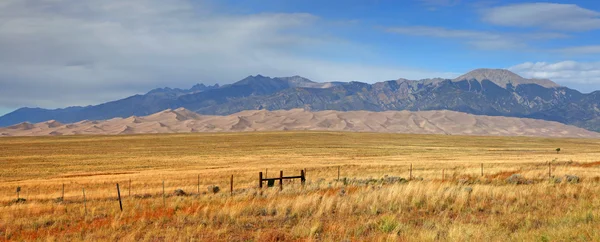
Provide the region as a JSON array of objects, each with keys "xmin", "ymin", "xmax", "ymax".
[
  {"xmin": 301, "ymin": 170, "xmax": 306, "ymax": 186},
  {"xmin": 128, "ymin": 179, "xmax": 131, "ymax": 197},
  {"xmin": 410, "ymin": 164, "xmax": 413, "ymax": 180},
  {"xmin": 442, "ymin": 169, "xmax": 445, "ymax": 181},
  {"xmin": 481, "ymin": 163, "xmax": 484, "ymax": 177},
  {"xmin": 197, "ymin": 175, "xmax": 200, "ymax": 195},
  {"xmin": 279, "ymin": 171, "xmax": 283, "ymax": 191},
  {"xmin": 116, "ymin": 183, "xmax": 123, "ymax": 212},
  {"xmin": 548, "ymin": 162, "xmax": 552, "ymax": 178},
  {"xmin": 259, "ymin": 172, "xmax": 263, "ymax": 189},
  {"xmin": 337, "ymin": 166, "xmax": 340, "ymax": 181},
  {"xmin": 162, "ymin": 181, "xmax": 166, "ymax": 207},
  {"xmin": 83, "ymin": 188, "xmax": 87, "ymax": 216},
  {"xmin": 62, "ymin": 184, "xmax": 65, "ymax": 201},
  {"xmin": 230, "ymin": 175, "xmax": 234, "ymax": 195}
]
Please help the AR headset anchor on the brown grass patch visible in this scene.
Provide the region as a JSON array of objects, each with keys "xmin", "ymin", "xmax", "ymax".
[
  {"xmin": 575, "ymin": 161, "xmax": 600, "ymax": 168},
  {"xmin": 487, "ymin": 170, "xmax": 521, "ymax": 179},
  {"xmin": 1, "ymin": 132, "xmax": 600, "ymax": 241}
]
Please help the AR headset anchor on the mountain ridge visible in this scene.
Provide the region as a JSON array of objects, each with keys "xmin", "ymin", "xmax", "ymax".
[
  {"xmin": 1, "ymin": 69, "xmax": 599, "ymax": 132},
  {"xmin": 453, "ymin": 68, "xmax": 559, "ymax": 88}
]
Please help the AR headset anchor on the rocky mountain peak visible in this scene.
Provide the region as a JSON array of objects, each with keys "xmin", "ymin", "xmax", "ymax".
[
  {"xmin": 147, "ymin": 83, "xmax": 219, "ymax": 96},
  {"xmin": 454, "ymin": 68, "xmax": 559, "ymax": 88},
  {"xmin": 235, "ymin": 75, "xmax": 338, "ymax": 89},
  {"xmin": 234, "ymin": 74, "xmax": 276, "ymax": 85},
  {"xmin": 277, "ymin": 76, "xmax": 318, "ymax": 87}
]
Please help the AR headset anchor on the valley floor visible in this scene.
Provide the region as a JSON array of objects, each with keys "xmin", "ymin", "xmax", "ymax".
[{"xmin": 1, "ymin": 132, "xmax": 600, "ymax": 241}]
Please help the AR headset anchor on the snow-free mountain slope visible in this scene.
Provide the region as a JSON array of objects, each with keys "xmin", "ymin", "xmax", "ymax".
[
  {"xmin": 1, "ymin": 69, "xmax": 598, "ymax": 132},
  {"xmin": 453, "ymin": 68, "xmax": 559, "ymax": 88}
]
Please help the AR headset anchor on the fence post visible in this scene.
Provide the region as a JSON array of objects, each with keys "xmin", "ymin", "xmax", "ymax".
[
  {"xmin": 279, "ymin": 171, "xmax": 283, "ymax": 191},
  {"xmin": 129, "ymin": 179, "xmax": 131, "ymax": 197},
  {"xmin": 230, "ymin": 175, "xmax": 234, "ymax": 195},
  {"xmin": 337, "ymin": 166, "xmax": 340, "ymax": 181},
  {"xmin": 481, "ymin": 163, "xmax": 484, "ymax": 177},
  {"xmin": 410, "ymin": 164, "xmax": 413, "ymax": 180},
  {"xmin": 197, "ymin": 175, "xmax": 200, "ymax": 195},
  {"xmin": 116, "ymin": 183, "xmax": 123, "ymax": 212},
  {"xmin": 162, "ymin": 181, "xmax": 166, "ymax": 207},
  {"xmin": 442, "ymin": 169, "xmax": 445, "ymax": 181},
  {"xmin": 259, "ymin": 172, "xmax": 263, "ymax": 189},
  {"xmin": 548, "ymin": 162, "xmax": 552, "ymax": 178},
  {"xmin": 62, "ymin": 184, "xmax": 65, "ymax": 201},
  {"xmin": 301, "ymin": 170, "xmax": 306, "ymax": 186},
  {"xmin": 83, "ymin": 188, "xmax": 87, "ymax": 217}
]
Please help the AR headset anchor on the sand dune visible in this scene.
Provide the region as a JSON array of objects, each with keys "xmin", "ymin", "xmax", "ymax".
[{"xmin": 1, "ymin": 108, "xmax": 599, "ymax": 138}]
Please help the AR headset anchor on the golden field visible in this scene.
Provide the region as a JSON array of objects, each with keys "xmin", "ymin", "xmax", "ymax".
[{"xmin": 1, "ymin": 131, "xmax": 600, "ymax": 241}]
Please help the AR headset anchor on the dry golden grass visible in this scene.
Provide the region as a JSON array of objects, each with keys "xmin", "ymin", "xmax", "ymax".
[{"xmin": 1, "ymin": 131, "xmax": 600, "ymax": 241}]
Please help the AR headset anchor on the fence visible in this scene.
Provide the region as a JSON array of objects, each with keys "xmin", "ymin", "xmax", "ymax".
[
  {"xmin": 259, "ymin": 170, "xmax": 306, "ymax": 190},
  {"xmin": 2, "ymin": 161, "xmax": 588, "ymax": 215}
]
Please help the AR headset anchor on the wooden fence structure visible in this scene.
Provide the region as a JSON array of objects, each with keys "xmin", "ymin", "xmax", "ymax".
[
  {"xmin": 6, "ymin": 162, "xmax": 577, "ymax": 215},
  {"xmin": 259, "ymin": 170, "xmax": 306, "ymax": 190}
]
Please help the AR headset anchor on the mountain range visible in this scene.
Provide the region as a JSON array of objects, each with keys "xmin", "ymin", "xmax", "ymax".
[
  {"xmin": 1, "ymin": 68, "xmax": 599, "ymax": 132},
  {"xmin": 2, "ymin": 108, "xmax": 598, "ymax": 138}
]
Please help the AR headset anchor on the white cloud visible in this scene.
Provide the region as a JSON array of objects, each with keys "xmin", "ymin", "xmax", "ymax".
[
  {"xmin": 509, "ymin": 61, "xmax": 600, "ymax": 85},
  {"xmin": 483, "ymin": 3, "xmax": 600, "ymax": 31},
  {"xmin": 386, "ymin": 26, "xmax": 566, "ymax": 50},
  {"xmin": 557, "ymin": 45, "xmax": 600, "ymax": 55},
  {"xmin": 0, "ymin": 0, "xmax": 445, "ymax": 110}
]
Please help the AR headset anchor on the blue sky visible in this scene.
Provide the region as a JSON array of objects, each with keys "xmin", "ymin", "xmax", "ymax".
[
  {"xmin": 0, "ymin": 0, "xmax": 600, "ymax": 116},
  {"xmin": 218, "ymin": 0, "xmax": 600, "ymax": 87}
]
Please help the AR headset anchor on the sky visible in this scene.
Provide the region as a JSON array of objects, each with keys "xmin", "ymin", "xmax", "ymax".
[{"xmin": 1, "ymin": 0, "xmax": 600, "ymax": 116}]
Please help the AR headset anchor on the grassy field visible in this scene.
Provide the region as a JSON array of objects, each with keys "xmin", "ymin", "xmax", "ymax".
[{"xmin": 1, "ymin": 131, "xmax": 600, "ymax": 241}]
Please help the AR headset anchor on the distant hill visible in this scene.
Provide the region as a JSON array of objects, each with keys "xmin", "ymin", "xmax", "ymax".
[
  {"xmin": 0, "ymin": 83, "xmax": 220, "ymax": 125},
  {"xmin": 1, "ymin": 108, "xmax": 598, "ymax": 138},
  {"xmin": 452, "ymin": 68, "xmax": 559, "ymax": 88},
  {"xmin": 1, "ymin": 68, "xmax": 599, "ymax": 132}
]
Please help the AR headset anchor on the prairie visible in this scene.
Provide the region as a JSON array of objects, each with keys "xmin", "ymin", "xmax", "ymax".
[{"xmin": 1, "ymin": 131, "xmax": 600, "ymax": 241}]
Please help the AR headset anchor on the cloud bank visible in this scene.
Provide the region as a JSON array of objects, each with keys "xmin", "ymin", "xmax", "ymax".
[
  {"xmin": 386, "ymin": 26, "xmax": 566, "ymax": 50},
  {"xmin": 0, "ymin": 0, "xmax": 456, "ymax": 111},
  {"xmin": 509, "ymin": 61, "xmax": 600, "ymax": 86},
  {"xmin": 483, "ymin": 3, "xmax": 600, "ymax": 31}
]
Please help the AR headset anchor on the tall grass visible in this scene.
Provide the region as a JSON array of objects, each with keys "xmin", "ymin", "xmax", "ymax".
[{"xmin": 1, "ymin": 132, "xmax": 599, "ymax": 241}]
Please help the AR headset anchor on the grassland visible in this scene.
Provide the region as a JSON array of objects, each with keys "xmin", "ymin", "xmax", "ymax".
[{"xmin": 1, "ymin": 131, "xmax": 600, "ymax": 241}]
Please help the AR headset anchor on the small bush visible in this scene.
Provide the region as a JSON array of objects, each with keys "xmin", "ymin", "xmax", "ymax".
[
  {"xmin": 208, "ymin": 185, "xmax": 220, "ymax": 194},
  {"xmin": 378, "ymin": 216, "xmax": 399, "ymax": 233},
  {"xmin": 564, "ymin": 175, "xmax": 580, "ymax": 184},
  {"xmin": 173, "ymin": 189, "xmax": 187, "ymax": 196},
  {"xmin": 506, "ymin": 174, "xmax": 532, "ymax": 184}
]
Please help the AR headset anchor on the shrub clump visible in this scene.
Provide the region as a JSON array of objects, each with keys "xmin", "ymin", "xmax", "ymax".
[
  {"xmin": 564, "ymin": 175, "xmax": 580, "ymax": 183},
  {"xmin": 208, "ymin": 185, "xmax": 220, "ymax": 194},
  {"xmin": 174, "ymin": 189, "xmax": 187, "ymax": 196},
  {"xmin": 505, "ymin": 174, "xmax": 533, "ymax": 185}
]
